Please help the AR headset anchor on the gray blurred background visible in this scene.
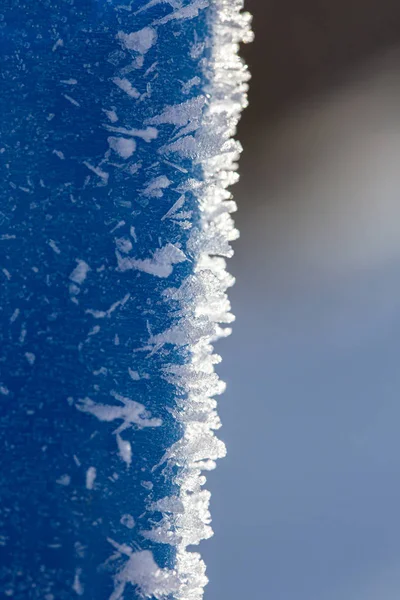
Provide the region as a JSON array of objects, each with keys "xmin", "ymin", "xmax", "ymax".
[{"xmin": 202, "ymin": 1, "xmax": 400, "ymax": 599}]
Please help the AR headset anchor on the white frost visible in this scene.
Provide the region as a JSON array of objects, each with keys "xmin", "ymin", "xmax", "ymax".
[
  {"xmin": 77, "ymin": 395, "xmax": 159, "ymax": 430},
  {"xmin": 110, "ymin": 550, "xmax": 179, "ymax": 600},
  {"xmin": 53, "ymin": 149, "xmax": 65, "ymax": 160},
  {"xmin": 52, "ymin": 38, "xmax": 63, "ymax": 52},
  {"xmin": 137, "ymin": 3, "xmax": 253, "ymax": 600},
  {"xmin": 76, "ymin": 391, "xmax": 162, "ymax": 450},
  {"xmin": 154, "ymin": 0, "xmax": 209, "ymax": 25},
  {"xmin": 117, "ymin": 28, "xmax": 157, "ymax": 54},
  {"xmin": 116, "ymin": 434, "xmax": 132, "ymax": 467},
  {"xmin": 73, "ymin": 568, "xmax": 84, "ymax": 596},
  {"xmin": 48, "ymin": 239, "xmax": 61, "ymax": 254},
  {"xmin": 103, "ymin": 109, "xmax": 119, "ymax": 123},
  {"xmin": 69, "ymin": 260, "xmax": 90, "ymax": 285},
  {"xmin": 83, "ymin": 162, "xmax": 109, "ymax": 184},
  {"xmin": 86, "ymin": 293, "xmax": 130, "ymax": 319},
  {"xmin": 161, "ymin": 194, "xmax": 186, "ymax": 220},
  {"xmin": 128, "ymin": 368, "xmax": 140, "ymax": 381},
  {"xmin": 108, "ymin": 136, "xmax": 136, "ymax": 159},
  {"xmin": 86, "ymin": 466, "xmax": 97, "ymax": 490},
  {"xmin": 181, "ymin": 76, "xmax": 201, "ymax": 94},
  {"xmin": 63, "ymin": 94, "xmax": 80, "ymax": 107},
  {"xmin": 145, "ymin": 96, "xmax": 205, "ymax": 127},
  {"xmin": 10, "ymin": 308, "xmax": 20, "ymax": 323},
  {"xmin": 56, "ymin": 474, "xmax": 71, "ymax": 486},
  {"xmin": 159, "ymin": 135, "xmax": 197, "ymax": 158},
  {"xmin": 113, "ymin": 77, "xmax": 140, "ymax": 99},
  {"xmin": 120, "ymin": 514, "xmax": 135, "ymax": 529},
  {"xmin": 141, "ymin": 175, "xmax": 171, "ymax": 198},
  {"xmin": 75, "ymin": 3, "xmax": 252, "ymax": 600},
  {"xmin": 116, "ymin": 243, "xmax": 186, "ymax": 278},
  {"xmin": 104, "ymin": 125, "xmax": 158, "ymax": 142},
  {"xmin": 135, "ymin": 0, "xmax": 181, "ymax": 15},
  {"xmin": 115, "ymin": 237, "xmax": 133, "ymax": 254},
  {"xmin": 25, "ymin": 352, "xmax": 36, "ymax": 366}
]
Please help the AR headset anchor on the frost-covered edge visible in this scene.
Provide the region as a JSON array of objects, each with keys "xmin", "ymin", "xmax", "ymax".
[{"xmin": 144, "ymin": 2, "xmax": 253, "ymax": 598}]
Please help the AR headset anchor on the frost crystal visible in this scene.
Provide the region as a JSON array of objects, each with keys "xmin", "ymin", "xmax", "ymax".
[
  {"xmin": 77, "ymin": 393, "xmax": 163, "ymax": 432},
  {"xmin": 110, "ymin": 550, "xmax": 179, "ymax": 600},
  {"xmin": 85, "ymin": 466, "xmax": 97, "ymax": 490},
  {"xmin": 117, "ymin": 27, "xmax": 158, "ymax": 54},
  {"xmin": 116, "ymin": 243, "xmax": 187, "ymax": 277},
  {"xmin": 142, "ymin": 2, "xmax": 253, "ymax": 599}
]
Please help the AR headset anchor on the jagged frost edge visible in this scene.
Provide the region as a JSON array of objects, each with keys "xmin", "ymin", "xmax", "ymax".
[{"xmin": 146, "ymin": 2, "xmax": 253, "ymax": 598}]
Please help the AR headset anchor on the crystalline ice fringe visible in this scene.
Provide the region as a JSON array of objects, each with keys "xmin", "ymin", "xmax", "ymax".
[{"xmin": 145, "ymin": 2, "xmax": 253, "ymax": 599}]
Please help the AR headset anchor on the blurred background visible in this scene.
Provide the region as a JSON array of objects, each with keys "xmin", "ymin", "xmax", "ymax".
[{"xmin": 202, "ymin": 1, "xmax": 400, "ymax": 599}]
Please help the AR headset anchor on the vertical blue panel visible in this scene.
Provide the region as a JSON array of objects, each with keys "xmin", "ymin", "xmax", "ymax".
[{"xmin": 0, "ymin": 2, "xmax": 210, "ymax": 598}]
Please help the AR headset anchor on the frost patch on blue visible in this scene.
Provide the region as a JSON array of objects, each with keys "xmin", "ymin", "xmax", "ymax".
[{"xmin": 0, "ymin": 0, "xmax": 252, "ymax": 598}]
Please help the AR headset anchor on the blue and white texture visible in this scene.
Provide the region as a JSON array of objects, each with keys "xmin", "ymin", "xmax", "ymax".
[{"xmin": 0, "ymin": 1, "xmax": 252, "ymax": 598}]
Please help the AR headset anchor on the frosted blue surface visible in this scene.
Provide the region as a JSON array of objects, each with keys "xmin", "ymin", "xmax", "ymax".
[{"xmin": 0, "ymin": 2, "xmax": 210, "ymax": 598}]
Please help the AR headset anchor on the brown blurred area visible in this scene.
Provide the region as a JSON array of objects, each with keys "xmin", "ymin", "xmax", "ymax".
[
  {"xmin": 232, "ymin": 0, "xmax": 400, "ymax": 272},
  {"xmin": 240, "ymin": 0, "xmax": 400, "ymax": 124}
]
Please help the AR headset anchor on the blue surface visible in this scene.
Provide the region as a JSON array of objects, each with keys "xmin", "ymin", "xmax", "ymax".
[{"xmin": 0, "ymin": 1, "xmax": 209, "ymax": 597}]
